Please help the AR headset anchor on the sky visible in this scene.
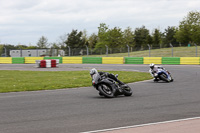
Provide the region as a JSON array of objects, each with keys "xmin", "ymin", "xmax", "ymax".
[{"xmin": 0, "ymin": 0, "xmax": 200, "ymax": 46}]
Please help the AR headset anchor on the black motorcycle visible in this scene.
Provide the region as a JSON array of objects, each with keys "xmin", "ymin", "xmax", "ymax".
[{"xmin": 91, "ymin": 73, "xmax": 132, "ymax": 98}]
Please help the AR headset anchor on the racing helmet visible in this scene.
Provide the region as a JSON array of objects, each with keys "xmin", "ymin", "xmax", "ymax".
[
  {"xmin": 149, "ymin": 63, "xmax": 155, "ymax": 69},
  {"xmin": 90, "ymin": 68, "xmax": 98, "ymax": 76}
]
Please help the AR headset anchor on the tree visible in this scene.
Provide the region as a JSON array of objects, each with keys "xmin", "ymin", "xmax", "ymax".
[
  {"xmin": 65, "ymin": 29, "xmax": 84, "ymax": 48},
  {"xmin": 17, "ymin": 44, "xmax": 28, "ymax": 49},
  {"xmin": 107, "ymin": 27, "xmax": 124, "ymax": 48},
  {"xmin": 50, "ymin": 43, "xmax": 60, "ymax": 49},
  {"xmin": 175, "ymin": 11, "xmax": 200, "ymax": 45},
  {"xmin": 123, "ymin": 27, "xmax": 135, "ymax": 47},
  {"xmin": 37, "ymin": 36, "xmax": 49, "ymax": 48},
  {"xmin": 152, "ymin": 28, "xmax": 162, "ymax": 48},
  {"xmin": 88, "ymin": 33, "xmax": 98, "ymax": 48},
  {"xmin": 147, "ymin": 34, "xmax": 153, "ymax": 46},
  {"xmin": 95, "ymin": 23, "xmax": 109, "ymax": 48},
  {"xmin": 162, "ymin": 26, "xmax": 178, "ymax": 47},
  {"xmin": 27, "ymin": 46, "xmax": 38, "ymax": 49},
  {"xmin": 1, "ymin": 44, "xmax": 16, "ymax": 56},
  {"xmin": 134, "ymin": 26, "xmax": 150, "ymax": 49},
  {"xmin": 81, "ymin": 29, "xmax": 89, "ymax": 47},
  {"xmin": 58, "ymin": 33, "xmax": 68, "ymax": 49},
  {"xmin": 0, "ymin": 44, "xmax": 3, "ymax": 56}
]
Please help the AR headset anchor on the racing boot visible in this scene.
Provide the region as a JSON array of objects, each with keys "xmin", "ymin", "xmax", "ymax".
[{"xmin": 117, "ymin": 80, "xmax": 127, "ymax": 88}]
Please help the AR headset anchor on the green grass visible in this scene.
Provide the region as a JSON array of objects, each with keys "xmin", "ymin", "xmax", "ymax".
[
  {"xmin": 82, "ymin": 46, "xmax": 200, "ymax": 57},
  {"xmin": 0, "ymin": 70, "xmax": 152, "ymax": 93}
]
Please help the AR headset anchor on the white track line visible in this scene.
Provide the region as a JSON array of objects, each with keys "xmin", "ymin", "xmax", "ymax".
[{"xmin": 81, "ymin": 117, "xmax": 200, "ymax": 133}]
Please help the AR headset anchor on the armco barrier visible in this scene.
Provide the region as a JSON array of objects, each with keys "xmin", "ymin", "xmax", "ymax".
[
  {"xmin": 180, "ymin": 57, "xmax": 200, "ymax": 65},
  {"xmin": 0, "ymin": 57, "xmax": 12, "ymax": 64},
  {"xmin": 62, "ymin": 57, "xmax": 82, "ymax": 64},
  {"xmin": 125, "ymin": 57, "xmax": 143, "ymax": 64},
  {"xmin": 25, "ymin": 57, "xmax": 44, "ymax": 64},
  {"xmin": 143, "ymin": 57, "xmax": 162, "ymax": 64},
  {"xmin": 12, "ymin": 57, "xmax": 25, "ymax": 64},
  {"xmin": 82, "ymin": 57, "xmax": 102, "ymax": 64},
  {"xmin": 162, "ymin": 57, "xmax": 180, "ymax": 65},
  {"xmin": 102, "ymin": 57, "xmax": 124, "ymax": 64},
  {"xmin": 44, "ymin": 57, "xmax": 62, "ymax": 64}
]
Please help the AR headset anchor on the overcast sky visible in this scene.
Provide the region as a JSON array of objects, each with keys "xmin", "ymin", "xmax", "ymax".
[{"xmin": 0, "ymin": 0, "xmax": 199, "ymax": 46}]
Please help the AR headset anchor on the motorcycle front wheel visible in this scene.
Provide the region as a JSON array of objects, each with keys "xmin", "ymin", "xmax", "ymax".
[
  {"xmin": 122, "ymin": 85, "xmax": 132, "ymax": 96},
  {"xmin": 98, "ymin": 84, "xmax": 115, "ymax": 98}
]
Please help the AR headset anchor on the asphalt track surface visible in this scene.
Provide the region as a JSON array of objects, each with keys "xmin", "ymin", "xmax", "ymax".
[{"xmin": 0, "ymin": 64, "xmax": 200, "ymax": 133}]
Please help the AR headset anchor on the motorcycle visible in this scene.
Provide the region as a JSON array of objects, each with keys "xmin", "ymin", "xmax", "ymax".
[
  {"xmin": 91, "ymin": 73, "xmax": 132, "ymax": 98},
  {"xmin": 150, "ymin": 68, "xmax": 174, "ymax": 82}
]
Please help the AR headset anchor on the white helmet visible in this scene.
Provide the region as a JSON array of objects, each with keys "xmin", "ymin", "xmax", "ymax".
[
  {"xmin": 90, "ymin": 68, "xmax": 98, "ymax": 76},
  {"xmin": 149, "ymin": 63, "xmax": 155, "ymax": 69}
]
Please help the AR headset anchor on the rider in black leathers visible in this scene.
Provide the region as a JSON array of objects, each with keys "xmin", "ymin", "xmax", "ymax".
[{"xmin": 90, "ymin": 68, "xmax": 125, "ymax": 86}]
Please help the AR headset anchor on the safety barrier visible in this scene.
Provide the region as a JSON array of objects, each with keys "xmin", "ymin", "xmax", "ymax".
[
  {"xmin": 62, "ymin": 57, "xmax": 82, "ymax": 64},
  {"xmin": 0, "ymin": 57, "xmax": 12, "ymax": 64},
  {"xmin": 44, "ymin": 57, "xmax": 62, "ymax": 64},
  {"xmin": 25, "ymin": 57, "xmax": 44, "ymax": 64},
  {"xmin": 102, "ymin": 57, "xmax": 124, "ymax": 64},
  {"xmin": 82, "ymin": 57, "xmax": 102, "ymax": 64},
  {"xmin": 143, "ymin": 57, "xmax": 162, "ymax": 64},
  {"xmin": 1, "ymin": 57, "xmax": 200, "ymax": 65},
  {"xmin": 162, "ymin": 57, "xmax": 180, "ymax": 65},
  {"xmin": 125, "ymin": 57, "xmax": 143, "ymax": 64},
  {"xmin": 180, "ymin": 57, "xmax": 200, "ymax": 65},
  {"xmin": 12, "ymin": 57, "xmax": 25, "ymax": 64}
]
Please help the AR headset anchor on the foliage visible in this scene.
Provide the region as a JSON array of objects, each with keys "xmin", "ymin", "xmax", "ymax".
[
  {"xmin": 162, "ymin": 26, "xmax": 179, "ymax": 47},
  {"xmin": 107, "ymin": 27, "xmax": 124, "ymax": 48},
  {"xmin": 123, "ymin": 27, "xmax": 135, "ymax": 47},
  {"xmin": 152, "ymin": 28, "xmax": 162, "ymax": 48},
  {"xmin": 134, "ymin": 26, "xmax": 150, "ymax": 49},
  {"xmin": 1, "ymin": 11, "xmax": 200, "ymax": 52},
  {"xmin": 96, "ymin": 23, "xmax": 110, "ymax": 48},
  {"xmin": 0, "ymin": 44, "xmax": 3, "ymax": 56},
  {"xmin": 175, "ymin": 11, "xmax": 200, "ymax": 45},
  {"xmin": 37, "ymin": 36, "xmax": 49, "ymax": 48},
  {"xmin": 88, "ymin": 33, "xmax": 98, "ymax": 48},
  {"xmin": 65, "ymin": 29, "xmax": 85, "ymax": 48}
]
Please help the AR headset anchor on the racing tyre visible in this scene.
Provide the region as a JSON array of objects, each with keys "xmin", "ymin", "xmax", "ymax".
[
  {"xmin": 98, "ymin": 84, "xmax": 115, "ymax": 98},
  {"xmin": 122, "ymin": 85, "xmax": 132, "ymax": 96},
  {"xmin": 159, "ymin": 74, "xmax": 170, "ymax": 82}
]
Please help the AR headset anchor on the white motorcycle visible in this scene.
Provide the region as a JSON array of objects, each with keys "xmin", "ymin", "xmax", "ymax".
[{"xmin": 149, "ymin": 68, "xmax": 174, "ymax": 82}]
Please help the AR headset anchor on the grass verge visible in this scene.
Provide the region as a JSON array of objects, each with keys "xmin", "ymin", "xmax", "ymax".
[{"xmin": 0, "ymin": 70, "xmax": 152, "ymax": 93}]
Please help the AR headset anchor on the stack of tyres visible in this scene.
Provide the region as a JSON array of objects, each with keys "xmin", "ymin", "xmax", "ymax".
[
  {"xmin": 51, "ymin": 59, "xmax": 57, "ymax": 67},
  {"xmin": 46, "ymin": 60, "xmax": 51, "ymax": 68},
  {"xmin": 40, "ymin": 60, "xmax": 46, "ymax": 68}
]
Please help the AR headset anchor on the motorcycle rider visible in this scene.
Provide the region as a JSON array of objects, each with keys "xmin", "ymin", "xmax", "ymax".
[
  {"xmin": 149, "ymin": 63, "xmax": 165, "ymax": 81},
  {"xmin": 90, "ymin": 68, "xmax": 126, "ymax": 87}
]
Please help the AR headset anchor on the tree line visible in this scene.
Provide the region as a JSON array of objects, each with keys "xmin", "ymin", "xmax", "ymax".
[{"xmin": 1, "ymin": 11, "xmax": 200, "ymax": 52}]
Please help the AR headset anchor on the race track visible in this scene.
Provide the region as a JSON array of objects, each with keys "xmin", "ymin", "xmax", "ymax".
[{"xmin": 0, "ymin": 64, "xmax": 200, "ymax": 133}]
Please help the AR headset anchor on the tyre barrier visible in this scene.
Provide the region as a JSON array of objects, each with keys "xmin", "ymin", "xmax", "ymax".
[
  {"xmin": 0, "ymin": 57, "xmax": 12, "ymax": 64},
  {"xmin": 0, "ymin": 57, "xmax": 200, "ymax": 65},
  {"xmin": 36, "ymin": 59, "xmax": 59, "ymax": 68}
]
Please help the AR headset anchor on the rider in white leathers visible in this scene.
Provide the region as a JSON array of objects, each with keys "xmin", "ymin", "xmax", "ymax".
[{"xmin": 149, "ymin": 63, "xmax": 164, "ymax": 81}]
